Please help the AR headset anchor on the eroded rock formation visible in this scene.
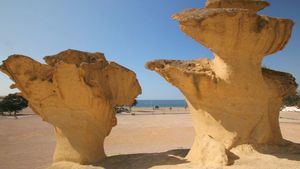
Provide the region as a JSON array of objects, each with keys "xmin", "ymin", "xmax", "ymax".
[
  {"xmin": 146, "ymin": 0, "xmax": 297, "ymax": 167},
  {"xmin": 0, "ymin": 49, "xmax": 141, "ymax": 165}
]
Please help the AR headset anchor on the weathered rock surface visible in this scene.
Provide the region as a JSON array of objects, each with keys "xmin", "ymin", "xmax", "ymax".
[
  {"xmin": 0, "ymin": 49, "xmax": 141, "ymax": 165},
  {"xmin": 205, "ymin": 0, "xmax": 270, "ymax": 12},
  {"xmin": 146, "ymin": 0, "xmax": 297, "ymax": 167}
]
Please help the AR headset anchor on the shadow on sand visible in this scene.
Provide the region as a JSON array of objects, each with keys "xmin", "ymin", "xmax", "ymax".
[
  {"xmin": 97, "ymin": 144, "xmax": 300, "ymax": 168},
  {"xmin": 50, "ymin": 146, "xmax": 300, "ymax": 169},
  {"xmin": 253, "ymin": 141, "xmax": 300, "ymax": 162},
  {"xmin": 98, "ymin": 149, "xmax": 189, "ymax": 169}
]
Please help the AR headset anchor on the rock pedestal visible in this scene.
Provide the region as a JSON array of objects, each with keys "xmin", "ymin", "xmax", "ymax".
[
  {"xmin": 1, "ymin": 49, "xmax": 141, "ymax": 165},
  {"xmin": 146, "ymin": 0, "xmax": 297, "ymax": 166}
]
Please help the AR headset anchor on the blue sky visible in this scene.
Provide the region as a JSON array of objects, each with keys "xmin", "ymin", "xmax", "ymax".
[{"xmin": 0, "ymin": 0, "xmax": 299, "ymax": 99}]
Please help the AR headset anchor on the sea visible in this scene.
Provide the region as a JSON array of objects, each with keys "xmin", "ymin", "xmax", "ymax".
[{"xmin": 134, "ymin": 100, "xmax": 187, "ymax": 108}]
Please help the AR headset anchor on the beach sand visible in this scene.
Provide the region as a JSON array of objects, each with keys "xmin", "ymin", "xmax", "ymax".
[{"xmin": 0, "ymin": 108, "xmax": 299, "ymax": 169}]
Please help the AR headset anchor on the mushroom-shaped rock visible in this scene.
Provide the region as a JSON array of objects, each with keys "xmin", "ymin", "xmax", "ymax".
[
  {"xmin": 205, "ymin": 0, "xmax": 270, "ymax": 11},
  {"xmin": 0, "ymin": 49, "xmax": 141, "ymax": 165},
  {"xmin": 146, "ymin": 0, "xmax": 297, "ymax": 167}
]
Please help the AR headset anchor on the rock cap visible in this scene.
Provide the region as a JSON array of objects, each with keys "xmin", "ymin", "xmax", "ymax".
[{"xmin": 205, "ymin": 0, "xmax": 270, "ymax": 12}]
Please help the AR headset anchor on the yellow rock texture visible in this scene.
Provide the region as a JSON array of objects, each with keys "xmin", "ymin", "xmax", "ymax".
[
  {"xmin": 146, "ymin": 0, "xmax": 297, "ymax": 167},
  {"xmin": 0, "ymin": 49, "xmax": 141, "ymax": 165}
]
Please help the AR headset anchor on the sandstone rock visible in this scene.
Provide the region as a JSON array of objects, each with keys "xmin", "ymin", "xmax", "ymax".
[
  {"xmin": 146, "ymin": 0, "xmax": 297, "ymax": 166},
  {"xmin": 205, "ymin": 0, "xmax": 269, "ymax": 12},
  {"xmin": 0, "ymin": 49, "xmax": 141, "ymax": 165}
]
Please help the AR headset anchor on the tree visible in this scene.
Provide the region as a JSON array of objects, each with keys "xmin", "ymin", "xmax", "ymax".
[
  {"xmin": 0, "ymin": 101, "xmax": 4, "ymax": 116},
  {"xmin": 283, "ymin": 90, "xmax": 300, "ymax": 107},
  {"xmin": 0, "ymin": 93, "xmax": 28, "ymax": 117},
  {"xmin": 131, "ymin": 99, "xmax": 138, "ymax": 107}
]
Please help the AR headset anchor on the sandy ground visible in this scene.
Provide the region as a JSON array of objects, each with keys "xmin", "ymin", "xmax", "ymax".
[{"xmin": 0, "ymin": 108, "xmax": 300, "ymax": 169}]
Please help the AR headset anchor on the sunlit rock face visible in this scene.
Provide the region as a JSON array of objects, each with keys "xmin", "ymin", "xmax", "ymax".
[
  {"xmin": 146, "ymin": 0, "xmax": 297, "ymax": 167},
  {"xmin": 0, "ymin": 49, "xmax": 141, "ymax": 165}
]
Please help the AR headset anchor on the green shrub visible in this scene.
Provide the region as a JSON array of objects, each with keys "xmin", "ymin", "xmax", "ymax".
[
  {"xmin": 0, "ymin": 93, "xmax": 28, "ymax": 116},
  {"xmin": 282, "ymin": 89, "xmax": 300, "ymax": 107}
]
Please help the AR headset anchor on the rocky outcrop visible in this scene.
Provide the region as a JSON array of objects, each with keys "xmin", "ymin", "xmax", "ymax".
[
  {"xmin": 0, "ymin": 49, "xmax": 141, "ymax": 165},
  {"xmin": 146, "ymin": 0, "xmax": 297, "ymax": 167}
]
